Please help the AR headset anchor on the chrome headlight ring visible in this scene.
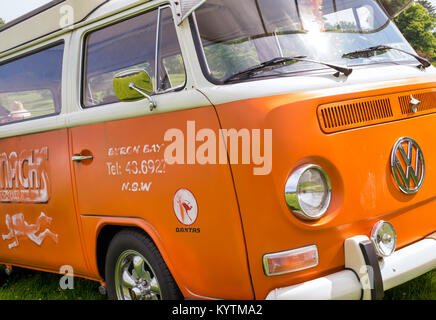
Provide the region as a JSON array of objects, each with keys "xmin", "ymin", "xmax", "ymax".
[
  {"xmin": 285, "ymin": 164, "xmax": 332, "ymax": 221},
  {"xmin": 370, "ymin": 220, "xmax": 397, "ymax": 257}
]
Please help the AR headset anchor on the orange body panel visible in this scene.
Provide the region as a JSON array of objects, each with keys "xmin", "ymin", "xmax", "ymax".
[
  {"xmin": 0, "ymin": 129, "xmax": 89, "ymax": 276},
  {"xmin": 213, "ymin": 76, "xmax": 436, "ymax": 298},
  {"xmin": 69, "ymin": 106, "xmax": 253, "ymax": 299}
]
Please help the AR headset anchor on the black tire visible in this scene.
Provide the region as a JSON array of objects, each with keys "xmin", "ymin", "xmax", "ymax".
[{"xmin": 105, "ymin": 229, "xmax": 182, "ymax": 300}]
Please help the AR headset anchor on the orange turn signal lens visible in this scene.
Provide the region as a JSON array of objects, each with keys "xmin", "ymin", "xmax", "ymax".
[{"xmin": 263, "ymin": 245, "xmax": 319, "ymax": 276}]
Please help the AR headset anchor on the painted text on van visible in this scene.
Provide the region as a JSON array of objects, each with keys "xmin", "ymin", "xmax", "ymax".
[{"xmin": 0, "ymin": 147, "xmax": 50, "ymax": 203}]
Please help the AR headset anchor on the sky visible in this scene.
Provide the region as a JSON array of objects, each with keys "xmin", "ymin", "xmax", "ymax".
[
  {"xmin": 1, "ymin": 0, "xmax": 52, "ymax": 23},
  {"xmin": 1, "ymin": 0, "xmax": 436, "ymax": 23}
]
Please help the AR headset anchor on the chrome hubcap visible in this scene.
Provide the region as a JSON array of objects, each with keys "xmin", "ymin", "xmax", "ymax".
[{"xmin": 114, "ymin": 250, "xmax": 162, "ymax": 300}]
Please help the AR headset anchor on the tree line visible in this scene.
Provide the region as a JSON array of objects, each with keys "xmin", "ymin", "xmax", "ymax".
[{"xmin": 395, "ymin": 0, "xmax": 436, "ymax": 62}]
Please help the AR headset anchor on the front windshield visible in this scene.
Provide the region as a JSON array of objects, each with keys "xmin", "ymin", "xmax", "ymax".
[{"xmin": 193, "ymin": 0, "xmax": 417, "ymax": 82}]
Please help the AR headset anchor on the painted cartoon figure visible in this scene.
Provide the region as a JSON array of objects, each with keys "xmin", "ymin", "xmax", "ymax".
[
  {"xmin": 178, "ymin": 198, "xmax": 193, "ymax": 223},
  {"xmin": 1, "ymin": 212, "xmax": 58, "ymax": 249}
]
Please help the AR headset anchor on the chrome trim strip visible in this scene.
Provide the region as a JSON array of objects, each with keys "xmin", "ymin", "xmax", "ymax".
[
  {"xmin": 72, "ymin": 155, "xmax": 94, "ymax": 162},
  {"xmin": 155, "ymin": 6, "xmax": 163, "ymax": 92}
]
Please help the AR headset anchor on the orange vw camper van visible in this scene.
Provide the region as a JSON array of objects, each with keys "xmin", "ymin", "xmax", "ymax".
[{"xmin": 0, "ymin": 0, "xmax": 434, "ymax": 300}]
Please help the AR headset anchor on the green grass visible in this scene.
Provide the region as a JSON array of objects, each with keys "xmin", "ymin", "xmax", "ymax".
[
  {"xmin": 0, "ymin": 266, "xmax": 104, "ymax": 300},
  {"xmin": 384, "ymin": 270, "xmax": 435, "ymax": 300},
  {"xmin": 0, "ymin": 265, "xmax": 433, "ymax": 300}
]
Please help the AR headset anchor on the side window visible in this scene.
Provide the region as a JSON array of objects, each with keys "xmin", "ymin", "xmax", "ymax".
[
  {"xmin": 156, "ymin": 7, "xmax": 186, "ymax": 91},
  {"xmin": 83, "ymin": 6, "xmax": 186, "ymax": 108},
  {"xmin": 0, "ymin": 43, "xmax": 64, "ymax": 125}
]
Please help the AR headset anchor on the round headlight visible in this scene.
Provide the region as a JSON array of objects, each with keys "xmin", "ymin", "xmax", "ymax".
[
  {"xmin": 285, "ymin": 164, "xmax": 332, "ymax": 220},
  {"xmin": 370, "ymin": 220, "xmax": 397, "ymax": 257}
]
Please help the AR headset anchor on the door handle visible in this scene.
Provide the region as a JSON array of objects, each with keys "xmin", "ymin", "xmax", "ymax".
[{"xmin": 72, "ymin": 155, "xmax": 94, "ymax": 162}]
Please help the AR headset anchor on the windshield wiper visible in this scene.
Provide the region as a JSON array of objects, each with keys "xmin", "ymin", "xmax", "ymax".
[
  {"xmin": 223, "ymin": 56, "xmax": 353, "ymax": 83},
  {"xmin": 342, "ymin": 45, "xmax": 431, "ymax": 69}
]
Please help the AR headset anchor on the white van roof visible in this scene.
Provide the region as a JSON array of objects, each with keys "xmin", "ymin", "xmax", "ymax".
[
  {"xmin": 0, "ymin": 0, "xmax": 207, "ymax": 56},
  {"xmin": 0, "ymin": 0, "xmax": 111, "ymax": 55}
]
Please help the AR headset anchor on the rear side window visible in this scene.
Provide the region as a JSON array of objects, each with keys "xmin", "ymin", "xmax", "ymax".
[
  {"xmin": 0, "ymin": 43, "xmax": 64, "ymax": 125},
  {"xmin": 83, "ymin": 6, "xmax": 186, "ymax": 108}
]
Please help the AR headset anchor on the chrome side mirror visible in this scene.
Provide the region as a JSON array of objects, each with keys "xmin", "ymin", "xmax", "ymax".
[
  {"xmin": 378, "ymin": 0, "xmax": 413, "ymax": 18},
  {"xmin": 113, "ymin": 69, "xmax": 156, "ymax": 111}
]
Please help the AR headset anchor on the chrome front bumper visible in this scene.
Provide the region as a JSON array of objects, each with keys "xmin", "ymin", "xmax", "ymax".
[{"xmin": 265, "ymin": 233, "xmax": 436, "ymax": 300}]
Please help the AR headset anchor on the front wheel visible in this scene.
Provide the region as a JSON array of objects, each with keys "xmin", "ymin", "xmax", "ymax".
[{"xmin": 105, "ymin": 230, "xmax": 182, "ymax": 300}]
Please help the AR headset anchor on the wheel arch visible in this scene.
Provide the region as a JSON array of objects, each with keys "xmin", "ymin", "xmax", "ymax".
[{"xmin": 92, "ymin": 218, "xmax": 186, "ymax": 297}]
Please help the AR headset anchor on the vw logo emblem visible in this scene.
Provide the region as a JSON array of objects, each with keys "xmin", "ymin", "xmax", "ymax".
[{"xmin": 390, "ymin": 137, "xmax": 425, "ymax": 194}]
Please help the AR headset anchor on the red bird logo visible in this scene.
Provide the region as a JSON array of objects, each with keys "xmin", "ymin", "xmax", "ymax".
[{"xmin": 178, "ymin": 198, "xmax": 193, "ymax": 223}]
